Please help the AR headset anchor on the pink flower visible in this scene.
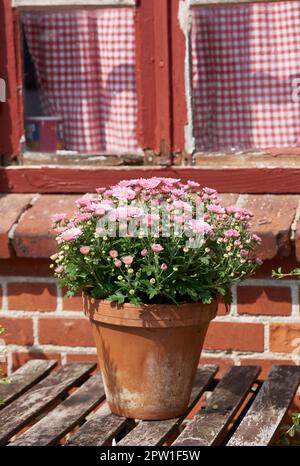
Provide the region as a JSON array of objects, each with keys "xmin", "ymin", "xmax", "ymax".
[
  {"xmin": 203, "ymin": 187, "xmax": 217, "ymax": 195},
  {"xmin": 80, "ymin": 246, "xmax": 90, "ymax": 255},
  {"xmin": 161, "ymin": 263, "xmax": 168, "ymax": 271},
  {"xmin": 240, "ymin": 249, "xmax": 249, "ymax": 258},
  {"xmin": 51, "ymin": 213, "xmax": 66, "ymax": 223},
  {"xmin": 256, "ymin": 258, "xmax": 263, "ymax": 265},
  {"xmin": 121, "ymin": 256, "xmax": 134, "ymax": 265},
  {"xmin": 95, "ymin": 227, "xmax": 104, "ymax": 236},
  {"xmin": 54, "ymin": 266, "xmax": 64, "ymax": 274},
  {"xmin": 252, "ymin": 234, "xmax": 262, "ymax": 244},
  {"xmin": 226, "ymin": 206, "xmax": 253, "ymax": 219},
  {"xmin": 114, "ymin": 259, "xmax": 122, "ymax": 267},
  {"xmin": 141, "ymin": 248, "xmax": 148, "ymax": 257},
  {"xmin": 96, "ymin": 187, "xmax": 106, "ymax": 193},
  {"xmin": 60, "ymin": 227, "xmax": 82, "ymax": 241},
  {"xmin": 189, "ymin": 220, "xmax": 213, "ymax": 235},
  {"xmin": 109, "ymin": 250, "xmax": 118, "ymax": 258},
  {"xmin": 207, "ymin": 204, "xmax": 225, "ymax": 215},
  {"xmin": 75, "ymin": 213, "xmax": 92, "ymax": 222},
  {"xmin": 187, "ymin": 180, "xmax": 200, "ymax": 188},
  {"xmin": 234, "ymin": 240, "xmax": 241, "ymax": 247},
  {"xmin": 151, "ymin": 244, "xmax": 164, "ymax": 253},
  {"xmin": 111, "ymin": 186, "xmax": 136, "ymax": 201},
  {"xmin": 76, "ymin": 196, "xmax": 97, "ymax": 207},
  {"xmin": 224, "ymin": 229, "xmax": 240, "ymax": 238},
  {"xmin": 109, "ymin": 206, "xmax": 143, "ymax": 221},
  {"xmin": 139, "ymin": 178, "xmax": 160, "ymax": 189}
]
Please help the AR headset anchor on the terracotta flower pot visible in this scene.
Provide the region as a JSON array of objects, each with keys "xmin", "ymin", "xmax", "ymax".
[{"xmin": 83, "ymin": 295, "xmax": 217, "ymax": 420}]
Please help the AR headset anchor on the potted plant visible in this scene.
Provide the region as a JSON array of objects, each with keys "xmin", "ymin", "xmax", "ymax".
[{"xmin": 51, "ymin": 177, "xmax": 261, "ymax": 420}]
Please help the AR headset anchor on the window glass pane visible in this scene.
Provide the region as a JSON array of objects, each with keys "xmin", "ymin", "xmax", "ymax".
[
  {"xmin": 191, "ymin": 1, "xmax": 300, "ymax": 153},
  {"xmin": 22, "ymin": 9, "xmax": 140, "ymax": 155}
]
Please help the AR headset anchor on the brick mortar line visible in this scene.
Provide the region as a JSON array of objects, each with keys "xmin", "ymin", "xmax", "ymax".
[
  {"xmin": 0, "ymin": 310, "xmax": 298, "ymax": 322},
  {"xmin": 0, "ymin": 276, "xmax": 299, "ymax": 287},
  {"xmin": 0, "ymin": 276, "xmax": 57, "ymax": 284},
  {"xmin": 0, "ymin": 310, "xmax": 88, "ymax": 317},
  {"xmin": 264, "ymin": 321, "xmax": 270, "ymax": 353},
  {"xmin": 291, "ymin": 199, "xmax": 300, "ymax": 241},
  {"xmin": 1, "ymin": 281, "xmax": 8, "ymax": 312},
  {"xmin": 239, "ymin": 278, "xmax": 300, "ymax": 287},
  {"xmin": 32, "ymin": 317, "xmax": 39, "ymax": 346},
  {"xmin": 291, "ymin": 283, "xmax": 300, "ymax": 317},
  {"xmin": 2, "ymin": 344, "xmax": 298, "ymax": 361}
]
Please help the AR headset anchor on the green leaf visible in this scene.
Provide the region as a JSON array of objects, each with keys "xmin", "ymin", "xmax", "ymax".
[{"xmin": 109, "ymin": 292, "xmax": 125, "ymax": 304}]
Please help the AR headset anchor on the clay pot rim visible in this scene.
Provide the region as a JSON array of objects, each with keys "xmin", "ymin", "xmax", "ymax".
[{"xmin": 83, "ymin": 294, "xmax": 218, "ymax": 328}]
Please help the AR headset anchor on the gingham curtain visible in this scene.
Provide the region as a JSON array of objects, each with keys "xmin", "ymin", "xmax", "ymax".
[
  {"xmin": 22, "ymin": 9, "xmax": 139, "ymax": 154},
  {"xmin": 191, "ymin": 1, "xmax": 300, "ymax": 152}
]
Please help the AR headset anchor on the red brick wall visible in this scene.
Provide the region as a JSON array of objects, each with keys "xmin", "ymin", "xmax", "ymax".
[{"xmin": 1, "ymin": 258, "xmax": 299, "ymax": 379}]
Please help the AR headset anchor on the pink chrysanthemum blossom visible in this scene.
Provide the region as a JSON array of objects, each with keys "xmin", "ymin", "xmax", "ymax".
[
  {"xmin": 224, "ymin": 229, "xmax": 240, "ymax": 238},
  {"xmin": 203, "ymin": 187, "xmax": 217, "ymax": 195},
  {"xmin": 80, "ymin": 246, "xmax": 91, "ymax": 255},
  {"xmin": 121, "ymin": 256, "xmax": 134, "ymax": 265},
  {"xmin": 189, "ymin": 220, "xmax": 213, "ymax": 235},
  {"xmin": 161, "ymin": 263, "xmax": 168, "ymax": 271},
  {"xmin": 51, "ymin": 213, "xmax": 66, "ymax": 223},
  {"xmin": 114, "ymin": 260, "xmax": 122, "ymax": 267},
  {"xmin": 151, "ymin": 244, "xmax": 164, "ymax": 253},
  {"xmin": 240, "ymin": 249, "xmax": 249, "ymax": 258},
  {"xmin": 109, "ymin": 250, "xmax": 118, "ymax": 258},
  {"xmin": 112, "ymin": 186, "xmax": 136, "ymax": 201},
  {"xmin": 54, "ymin": 266, "xmax": 64, "ymax": 274},
  {"xmin": 60, "ymin": 227, "xmax": 82, "ymax": 241},
  {"xmin": 141, "ymin": 248, "xmax": 148, "ymax": 257},
  {"xmin": 207, "ymin": 204, "xmax": 226, "ymax": 215}
]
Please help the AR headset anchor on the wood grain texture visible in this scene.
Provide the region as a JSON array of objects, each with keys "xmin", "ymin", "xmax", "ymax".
[
  {"xmin": 0, "ymin": 363, "xmax": 95, "ymax": 445},
  {"xmin": 66, "ymin": 405, "xmax": 128, "ymax": 446},
  {"xmin": 117, "ymin": 365, "xmax": 218, "ymax": 446},
  {"xmin": 0, "ymin": 360, "xmax": 57, "ymax": 408},
  {"xmin": 228, "ymin": 365, "xmax": 300, "ymax": 446},
  {"xmin": 2, "ymin": 167, "xmax": 300, "ymax": 193},
  {"xmin": 173, "ymin": 365, "xmax": 260, "ymax": 446},
  {"xmin": 9, "ymin": 375, "xmax": 105, "ymax": 446}
]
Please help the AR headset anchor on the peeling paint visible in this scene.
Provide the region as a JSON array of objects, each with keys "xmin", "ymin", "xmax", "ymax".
[{"xmin": 178, "ymin": 1, "xmax": 195, "ymax": 155}]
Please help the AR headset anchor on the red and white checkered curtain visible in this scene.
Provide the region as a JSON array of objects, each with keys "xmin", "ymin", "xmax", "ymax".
[
  {"xmin": 191, "ymin": 1, "xmax": 300, "ymax": 152},
  {"xmin": 22, "ymin": 9, "xmax": 139, "ymax": 154}
]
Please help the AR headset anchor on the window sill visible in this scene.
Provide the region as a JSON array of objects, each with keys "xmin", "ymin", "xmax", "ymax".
[{"xmin": 20, "ymin": 151, "xmax": 144, "ymax": 167}]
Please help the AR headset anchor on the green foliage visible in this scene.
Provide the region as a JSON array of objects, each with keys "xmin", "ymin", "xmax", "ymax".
[
  {"xmin": 51, "ymin": 178, "xmax": 261, "ymax": 306},
  {"xmin": 278, "ymin": 413, "xmax": 300, "ymax": 446},
  {"xmin": 0, "ymin": 325, "xmax": 10, "ymax": 405},
  {"xmin": 272, "ymin": 268, "xmax": 300, "ymax": 279}
]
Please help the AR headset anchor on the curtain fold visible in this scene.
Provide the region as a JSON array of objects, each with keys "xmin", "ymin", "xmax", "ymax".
[
  {"xmin": 191, "ymin": 1, "xmax": 300, "ymax": 152},
  {"xmin": 22, "ymin": 9, "xmax": 139, "ymax": 154}
]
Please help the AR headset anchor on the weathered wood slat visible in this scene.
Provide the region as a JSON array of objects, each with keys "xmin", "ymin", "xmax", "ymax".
[
  {"xmin": 117, "ymin": 365, "xmax": 218, "ymax": 446},
  {"xmin": 9, "ymin": 374, "xmax": 105, "ymax": 446},
  {"xmin": 0, "ymin": 363, "xmax": 95, "ymax": 445},
  {"xmin": 173, "ymin": 365, "xmax": 260, "ymax": 446},
  {"xmin": 0, "ymin": 360, "xmax": 57, "ymax": 408},
  {"xmin": 67, "ymin": 404, "xmax": 129, "ymax": 446},
  {"xmin": 227, "ymin": 365, "xmax": 300, "ymax": 446}
]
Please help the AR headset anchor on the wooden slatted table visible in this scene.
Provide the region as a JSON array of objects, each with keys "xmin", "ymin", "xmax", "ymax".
[{"xmin": 0, "ymin": 361, "xmax": 299, "ymax": 446}]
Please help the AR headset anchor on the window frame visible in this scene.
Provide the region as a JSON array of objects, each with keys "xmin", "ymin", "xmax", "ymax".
[
  {"xmin": 14, "ymin": 0, "xmax": 143, "ymax": 164},
  {"xmin": 13, "ymin": 0, "xmax": 136, "ymax": 8},
  {"xmin": 182, "ymin": 0, "xmax": 300, "ymax": 160}
]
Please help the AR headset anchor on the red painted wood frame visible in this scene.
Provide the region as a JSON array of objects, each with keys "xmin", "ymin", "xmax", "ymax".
[
  {"xmin": 135, "ymin": 0, "xmax": 186, "ymax": 154},
  {"xmin": 0, "ymin": 0, "xmax": 23, "ymax": 159},
  {"xmin": 1, "ymin": 166, "xmax": 300, "ymax": 193},
  {"xmin": 1, "ymin": 0, "xmax": 300, "ymax": 194}
]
